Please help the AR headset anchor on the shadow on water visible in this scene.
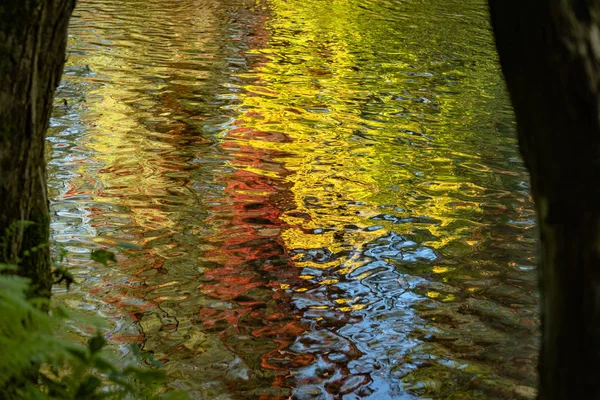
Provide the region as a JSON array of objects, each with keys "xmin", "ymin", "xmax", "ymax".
[{"xmin": 48, "ymin": 0, "xmax": 538, "ymax": 398}]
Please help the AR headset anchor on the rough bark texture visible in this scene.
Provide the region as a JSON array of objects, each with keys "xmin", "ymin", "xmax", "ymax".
[
  {"xmin": 489, "ymin": 1, "xmax": 600, "ymax": 398},
  {"xmin": 0, "ymin": 0, "xmax": 76, "ymax": 296}
]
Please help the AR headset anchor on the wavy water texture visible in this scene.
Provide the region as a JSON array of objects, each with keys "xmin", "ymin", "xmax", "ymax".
[{"xmin": 48, "ymin": 0, "xmax": 537, "ymax": 398}]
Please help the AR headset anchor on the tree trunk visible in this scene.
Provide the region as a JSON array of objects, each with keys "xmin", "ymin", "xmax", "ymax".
[
  {"xmin": 0, "ymin": 0, "xmax": 76, "ymax": 297},
  {"xmin": 488, "ymin": 1, "xmax": 600, "ymax": 398}
]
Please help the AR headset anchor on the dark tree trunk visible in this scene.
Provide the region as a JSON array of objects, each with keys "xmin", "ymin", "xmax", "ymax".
[
  {"xmin": 488, "ymin": 1, "xmax": 600, "ymax": 398},
  {"xmin": 0, "ymin": 0, "xmax": 76, "ymax": 297}
]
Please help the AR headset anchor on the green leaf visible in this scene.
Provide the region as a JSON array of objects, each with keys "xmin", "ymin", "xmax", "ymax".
[
  {"xmin": 75, "ymin": 376, "xmax": 102, "ymax": 398},
  {"xmin": 92, "ymin": 356, "xmax": 118, "ymax": 373},
  {"xmin": 89, "ymin": 332, "xmax": 106, "ymax": 354},
  {"xmin": 53, "ymin": 267, "xmax": 75, "ymax": 289},
  {"xmin": 67, "ymin": 347, "xmax": 89, "ymax": 363},
  {"xmin": 52, "ymin": 305, "xmax": 70, "ymax": 318},
  {"xmin": 90, "ymin": 250, "xmax": 116, "ymax": 266},
  {"xmin": 107, "ymin": 374, "xmax": 136, "ymax": 392},
  {"xmin": 0, "ymin": 263, "xmax": 19, "ymax": 272},
  {"xmin": 29, "ymin": 297, "xmax": 50, "ymax": 310}
]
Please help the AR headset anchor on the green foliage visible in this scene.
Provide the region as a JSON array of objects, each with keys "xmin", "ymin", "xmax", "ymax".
[
  {"xmin": 0, "ymin": 242, "xmax": 187, "ymax": 400},
  {"xmin": 0, "ymin": 220, "xmax": 37, "ymax": 263}
]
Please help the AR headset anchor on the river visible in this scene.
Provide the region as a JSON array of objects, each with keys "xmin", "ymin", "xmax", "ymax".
[{"xmin": 48, "ymin": 0, "xmax": 538, "ymax": 398}]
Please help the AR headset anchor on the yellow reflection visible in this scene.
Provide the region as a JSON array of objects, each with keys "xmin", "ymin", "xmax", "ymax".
[
  {"xmin": 223, "ymin": 0, "xmax": 504, "ymax": 295},
  {"xmin": 442, "ymin": 294, "xmax": 456, "ymax": 302},
  {"xmin": 64, "ymin": 0, "xmax": 220, "ymax": 239}
]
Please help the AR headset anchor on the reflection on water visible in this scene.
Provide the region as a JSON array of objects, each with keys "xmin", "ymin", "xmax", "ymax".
[{"xmin": 48, "ymin": 0, "xmax": 538, "ymax": 398}]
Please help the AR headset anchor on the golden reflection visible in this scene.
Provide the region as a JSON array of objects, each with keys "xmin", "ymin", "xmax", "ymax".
[
  {"xmin": 66, "ymin": 0, "xmax": 220, "ymax": 237},
  {"xmin": 228, "ymin": 0, "xmax": 506, "ymax": 289}
]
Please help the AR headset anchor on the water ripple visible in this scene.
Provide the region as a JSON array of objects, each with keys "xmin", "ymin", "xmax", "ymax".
[{"xmin": 49, "ymin": 0, "xmax": 537, "ymax": 398}]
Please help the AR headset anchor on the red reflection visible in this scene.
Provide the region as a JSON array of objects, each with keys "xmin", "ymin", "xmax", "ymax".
[{"xmin": 200, "ymin": 122, "xmax": 310, "ymax": 394}]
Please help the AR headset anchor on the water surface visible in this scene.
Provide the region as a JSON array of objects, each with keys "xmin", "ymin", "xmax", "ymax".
[{"xmin": 49, "ymin": 0, "xmax": 538, "ymax": 398}]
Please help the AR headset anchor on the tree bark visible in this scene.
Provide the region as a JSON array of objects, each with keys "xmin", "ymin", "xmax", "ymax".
[
  {"xmin": 488, "ymin": 1, "xmax": 600, "ymax": 398},
  {"xmin": 0, "ymin": 0, "xmax": 76, "ymax": 296}
]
